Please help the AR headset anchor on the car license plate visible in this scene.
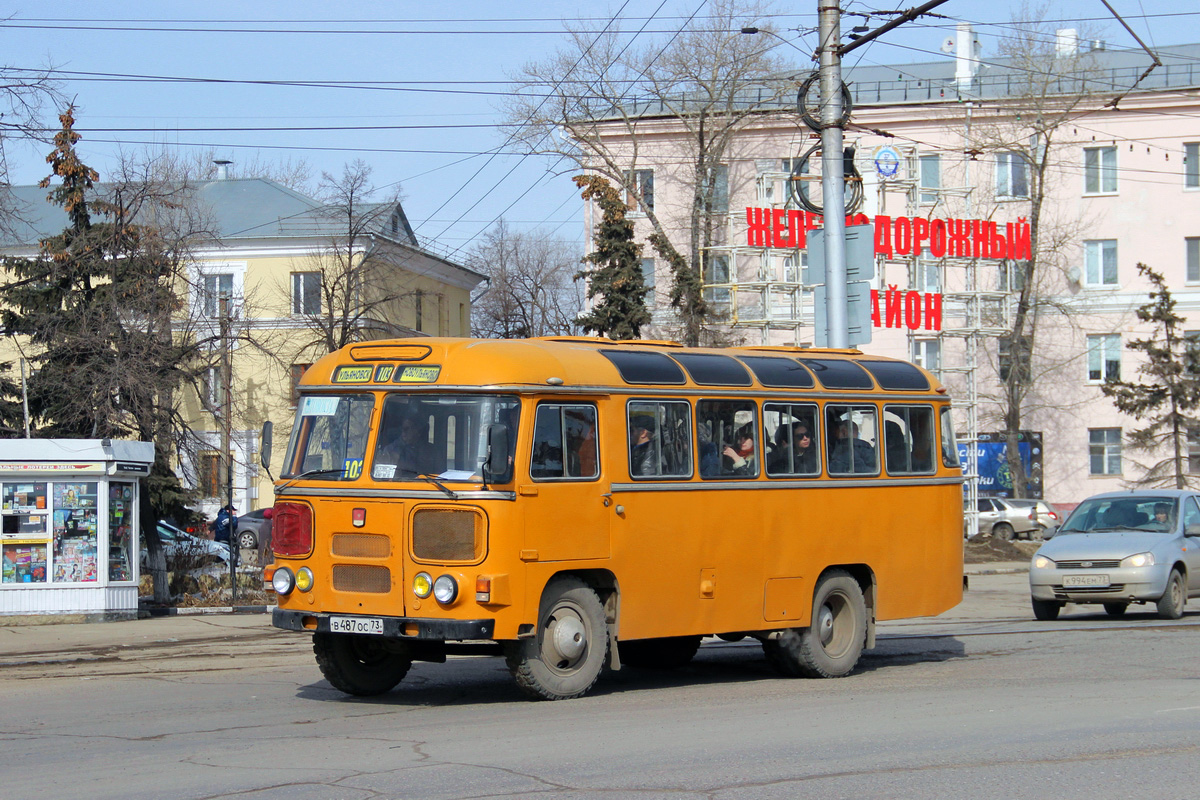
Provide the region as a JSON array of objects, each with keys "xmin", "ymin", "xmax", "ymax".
[
  {"xmin": 1062, "ymin": 574, "xmax": 1110, "ymax": 588},
  {"xmin": 329, "ymin": 616, "xmax": 384, "ymax": 634}
]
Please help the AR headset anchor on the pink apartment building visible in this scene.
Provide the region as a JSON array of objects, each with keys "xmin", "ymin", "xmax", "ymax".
[{"xmin": 580, "ymin": 29, "xmax": 1200, "ymax": 512}]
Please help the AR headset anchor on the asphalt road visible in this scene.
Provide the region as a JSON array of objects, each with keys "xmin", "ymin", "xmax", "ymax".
[{"xmin": 1, "ymin": 569, "xmax": 1198, "ymax": 800}]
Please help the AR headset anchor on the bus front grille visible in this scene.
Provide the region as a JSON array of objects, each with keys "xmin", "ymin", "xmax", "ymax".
[
  {"xmin": 332, "ymin": 533, "xmax": 390, "ymax": 558},
  {"xmin": 412, "ymin": 508, "xmax": 484, "ymax": 561},
  {"xmin": 332, "ymin": 564, "xmax": 392, "ymax": 593}
]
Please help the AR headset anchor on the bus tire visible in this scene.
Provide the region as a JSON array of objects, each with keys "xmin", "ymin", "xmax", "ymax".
[
  {"xmin": 506, "ymin": 577, "xmax": 608, "ymax": 700},
  {"xmin": 312, "ymin": 632, "xmax": 412, "ymax": 696},
  {"xmin": 619, "ymin": 636, "xmax": 702, "ymax": 669},
  {"xmin": 762, "ymin": 569, "xmax": 866, "ymax": 679}
]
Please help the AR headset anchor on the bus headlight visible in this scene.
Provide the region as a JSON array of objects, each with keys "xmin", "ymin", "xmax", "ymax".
[
  {"xmin": 272, "ymin": 567, "xmax": 296, "ymax": 595},
  {"xmin": 295, "ymin": 567, "xmax": 314, "ymax": 592},
  {"xmin": 413, "ymin": 572, "xmax": 433, "ymax": 598},
  {"xmin": 433, "ymin": 574, "xmax": 459, "ymax": 604}
]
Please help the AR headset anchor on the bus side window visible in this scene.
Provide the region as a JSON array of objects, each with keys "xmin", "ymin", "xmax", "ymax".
[
  {"xmin": 628, "ymin": 400, "xmax": 693, "ymax": 479},
  {"xmin": 764, "ymin": 402, "xmax": 819, "ymax": 477},
  {"xmin": 531, "ymin": 403, "xmax": 599, "ymax": 480},
  {"xmin": 697, "ymin": 400, "xmax": 758, "ymax": 479},
  {"xmin": 882, "ymin": 405, "xmax": 933, "ymax": 475},
  {"xmin": 826, "ymin": 405, "xmax": 879, "ymax": 475}
]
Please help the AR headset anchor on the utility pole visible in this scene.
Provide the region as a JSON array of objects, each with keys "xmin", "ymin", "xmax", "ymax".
[
  {"xmin": 818, "ymin": 1, "xmax": 848, "ymax": 349},
  {"xmin": 220, "ymin": 295, "xmax": 237, "ymax": 602}
]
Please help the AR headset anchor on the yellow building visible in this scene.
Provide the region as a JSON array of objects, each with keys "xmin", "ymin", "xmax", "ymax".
[{"xmin": 0, "ymin": 176, "xmax": 485, "ymax": 521}]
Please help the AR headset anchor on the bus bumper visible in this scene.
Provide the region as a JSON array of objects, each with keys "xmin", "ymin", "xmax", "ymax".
[{"xmin": 272, "ymin": 608, "xmax": 495, "ymax": 640}]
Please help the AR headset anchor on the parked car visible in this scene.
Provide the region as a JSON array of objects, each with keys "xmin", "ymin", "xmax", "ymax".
[
  {"xmin": 235, "ymin": 508, "xmax": 272, "ymax": 550},
  {"xmin": 140, "ymin": 521, "xmax": 231, "ymax": 570},
  {"xmin": 1008, "ymin": 499, "xmax": 1062, "ymax": 538},
  {"xmin": 975, "ymin": 497, "xmax": 1040, "ymax": 540},
  {"xmin": 1029, "ymin": 490, "xmax": 1200, "ymax": 621}
]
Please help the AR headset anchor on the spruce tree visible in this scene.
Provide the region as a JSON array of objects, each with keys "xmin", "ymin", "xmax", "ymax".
[
  {"xmin": 573, "ymin": 175, "xmax": 650, "ymax": 340},
  {"xmin": 1101, "ymin": 263, "xmax": 1200, "ymax": 488},
  {"xmin": 0, "ymin": 107, "xmax": 200, "ymax": 600}
]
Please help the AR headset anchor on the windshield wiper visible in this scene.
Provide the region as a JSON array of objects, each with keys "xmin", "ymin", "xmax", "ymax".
[
  {"xmin": 276, "ymin": 467, "xmax": 347, "ymax": 493},
  {"xmin": 413, "ymin": 473, "xmax": 458, "ymax": 499}
]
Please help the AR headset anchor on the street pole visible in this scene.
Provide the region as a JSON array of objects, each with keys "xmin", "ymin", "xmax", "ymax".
[
  {"xmin": 819, "ymin": 1, "xmax": 848, "ymax": 348},
  {"xmin": 220, "ymin": 295, "xmax": 236, "ymax": 602}
]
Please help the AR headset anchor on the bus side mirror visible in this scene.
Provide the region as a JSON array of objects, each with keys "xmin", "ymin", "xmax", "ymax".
[
  {"xmin": 485, "ymin": 424, "xmax": 509, "ymax": 480},
  {"xmin": 260, "ymin": 421, "xmax": 274, "ymax": 481}
]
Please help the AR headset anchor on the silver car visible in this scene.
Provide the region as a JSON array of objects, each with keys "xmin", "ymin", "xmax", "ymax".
[
  {"xmin": 975, "ymin": 497, "xmax": 1040, "ymax": 540},
  {"xmin": 1029, "ymin": 490, "xmax": 1200, "ymax": 620},
  {"xmin": 1008, "ymin": 498, "xmax": 1062, "ymax": 538}
]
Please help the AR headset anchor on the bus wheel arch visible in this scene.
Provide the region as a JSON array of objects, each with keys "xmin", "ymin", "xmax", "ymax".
[
  {"xmin": 506, "ymin": 573, "xmax": 612, "ymax": 700},
  {"xmin": 763, "ymin": 567, "xmax": 870, "ymax": 679}
]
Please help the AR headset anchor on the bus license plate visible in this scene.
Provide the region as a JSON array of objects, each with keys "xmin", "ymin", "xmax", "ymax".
[
  {"xmin": 330, "ymin": 616, "xmax": 384, "ymax": 634},
  {"xmin": 1062, "ymin": 574, "xmax": 1109, "ymax": 588}
]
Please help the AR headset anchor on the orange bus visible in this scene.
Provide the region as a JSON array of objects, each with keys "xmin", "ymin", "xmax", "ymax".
[{"xmin": 265, "ymin": 337, "xmax": 964, "ymax": 700}]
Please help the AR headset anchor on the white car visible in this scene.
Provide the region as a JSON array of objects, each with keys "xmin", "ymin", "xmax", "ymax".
[
  {"xmin": 140, "ymin": 521, "xmax": 231, "ymax": 570},
  {"xmin": 1029, "ymin": 490, "xmax": 1200, "ymax": 620}
]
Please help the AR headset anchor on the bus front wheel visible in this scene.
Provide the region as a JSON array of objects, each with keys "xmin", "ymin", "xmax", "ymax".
[
  {"xmin": 506, "ymin": 577, "xmax": 608, "ymax": 700},
  {"xmin": 763, "ymin": 569, "xmax": 867, "ymax": 679},
  {"xmin": 312, "ymin": 632, "xmax": 412, "ymax": 696}
]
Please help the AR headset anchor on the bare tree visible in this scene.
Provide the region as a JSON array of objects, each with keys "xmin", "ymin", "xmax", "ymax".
[
  {"xmin": 963, "ymin": 5, "xmax": 1107, "ymax": 497},
  {"xmin": 508, "ymin": 0, "xmax": 795, "ymax": 345},
  {"xmin": 468, "ymin": 219, "xmax": 582, "ymax": 338},
  {"xmin": 0, "ymin": 56, "xmax": 61, "ymax": 239}
]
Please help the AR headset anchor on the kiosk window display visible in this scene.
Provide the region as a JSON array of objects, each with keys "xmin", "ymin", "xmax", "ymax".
[{"xmin": 0, "ymin": 440, "xmax": 153, "ymax": 617}]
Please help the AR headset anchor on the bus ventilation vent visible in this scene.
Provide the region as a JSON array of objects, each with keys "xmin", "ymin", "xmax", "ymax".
[
  {"xmin": 412, "ymin": 509, "xmax": 483, "ymax": 561},
  {"xmin": 332, "ymin": 564, "xmax": 392, "ymax": 593},
  {"xmin": 332, "ymin": 533, "xmax": 390, "ymax": 558}
]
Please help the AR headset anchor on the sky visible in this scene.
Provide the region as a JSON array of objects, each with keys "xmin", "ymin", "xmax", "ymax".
[{"xmin": 1, "ymin": 1, "xmax": 1192, "ymax": 262}]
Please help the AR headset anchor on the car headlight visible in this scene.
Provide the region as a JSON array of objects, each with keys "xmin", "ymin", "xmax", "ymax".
[
  {"xmin": 1121, "ymin": 552, "xmax": 1155, "ymax": 568},
  {"xmin": 433, "ymin": 574, "xmax": 459, "ymax": 604},
  {"xmin": 1034, "ymin": 555, "xmax": 1055, "ymax": 569},
  {"xmin": 295, "ymin": 567, "xmax": 314, "ymax": 592},
  {"xmin": 272, "ymin": 566, "xmax": 296, "ymax": 595},
  {"xmin": 413, "ymin": 572, "xmax": 432, "ymax": 598}
]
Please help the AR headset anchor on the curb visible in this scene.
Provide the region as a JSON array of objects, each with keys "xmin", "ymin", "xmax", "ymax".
[{"xmin": 140, "ymin": 605, "xmax": 272, "ymax": 617}]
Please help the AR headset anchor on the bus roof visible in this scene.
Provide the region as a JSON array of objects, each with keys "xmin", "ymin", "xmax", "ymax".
[{"xmin": 299, "ymin": 337, "xmax": 946, "ymax": 395}]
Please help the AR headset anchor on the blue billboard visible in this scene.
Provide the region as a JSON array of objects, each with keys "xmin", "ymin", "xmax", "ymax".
[{"xmin": 957, "ymin": 431, "xmax": 1043, "ymax": 498}]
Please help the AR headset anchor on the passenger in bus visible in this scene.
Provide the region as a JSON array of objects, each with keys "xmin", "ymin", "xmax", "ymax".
[
  {"xmin": 722, "ymin": 425, "xmax": 756, "ymax": 476},
  {"xmin": 629, "ymin": 415, "xmax": 661, "ymax": 476},
  {"xmin": 698, "ymin": 422, "xmax": 721, "ymax": 476},
  {"xmin": 769, "ymin": 423, "xmax": 816, "ymax": 474},
  {"xmin": 378, "ymin": 414, "xmax": 439, "ymax": 476},
  {"xmin": 829, "ymin": 420, "xmax": 876, "ymax": 474}
]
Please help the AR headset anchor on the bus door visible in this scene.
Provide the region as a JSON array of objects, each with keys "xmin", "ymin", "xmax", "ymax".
[{"xmin": 520, "ymin": 401, "xmax": 607, "ymax": 562}]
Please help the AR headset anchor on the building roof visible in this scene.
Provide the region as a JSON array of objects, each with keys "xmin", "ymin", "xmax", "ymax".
[
  {"xmin": 616, "ymin": 41, "xmax": 1200, "ymax": 118},
  {"xmin": 0, "ymin": 177, "xmax": 420, "ymax": 250}
]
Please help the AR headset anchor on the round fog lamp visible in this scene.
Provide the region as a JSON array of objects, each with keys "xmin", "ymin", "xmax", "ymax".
[
  {"xmin": 272, "ymin": 567, "xmax": 296, "ymax": 595},
  {"xmin": 295, "ymin": 567, "xmax": 314, "ymax": 592},
  {"xmin": 413, "ymin": 571, "xmax": 433, "ymax": 598},
  {"xmin": 433, "ymin": 574, "xmax": 459, "ymax": 604}
]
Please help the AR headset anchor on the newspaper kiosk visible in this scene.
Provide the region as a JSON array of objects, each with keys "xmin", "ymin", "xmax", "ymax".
[{"xmin": 0, "ymin": 439, "xmax": 153, "ymax": 618}]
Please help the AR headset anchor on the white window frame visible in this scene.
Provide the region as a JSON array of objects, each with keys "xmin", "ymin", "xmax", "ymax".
[
  {"xmin": 640, "ymin": 258, "xmax": 656, "ymax": 292},
  {"xmin": 1185, "ymin": 142, "xmax": 1199, "ymax": 190},
  {"xmin": 291, "ymin": 271, "xmax": 322, "ymax": 316},
  {"xmin": 624, "ymin": 169, "xmax": 654, "ymax": 215},
  {"xmin": 919, "ymin": 154, "xmax": 940, "ymax": 205},
  {"xmin": 1083, "ymin": 239, "xmax": 1118, "ymax": 287},
  {"xmin": 1187, "ymin": 237, "xmax": 1200, "ymax": 283},
  {"xmin": 1083, "ymin": 146, "xmax": 1117, "ymax": 195},
  {"xmin": 996, "ymin": 151, "xmax": 1029, "ymax": 199},
  {"xmin": 1086, "ymin": 333, "xmax": 1121, "ymax": 383},
  {"xmin": 192, "ymin": 262, "xmax": 246, "ymax": 320},
  {"xmin": 1089, "ymin": 428, "xmax": 1122, "ymax": 475},
  {"xmin": 912, "ymin": 339, "xmax": 941, "ymax": 370}
]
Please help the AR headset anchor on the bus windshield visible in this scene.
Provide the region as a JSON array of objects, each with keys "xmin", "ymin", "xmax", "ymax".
[
  {"xmin": 284, "ymin": 394, "xmax": 375, "ymax": 480},
  {"xmin": 371, "ymin": 394, "xmax": 519, "ymax": 482}
]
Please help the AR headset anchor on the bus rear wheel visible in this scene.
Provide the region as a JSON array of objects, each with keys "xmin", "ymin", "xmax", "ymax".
[
  {"xmin": 620, "ymin": 636, "xmax": 702, "ymax": 669},
  {"xmin": 763, "ymin": 569, "xmax": 866, "ymax": 679},
  {"xmin": 312, "ymin": 632, "xmax": 412, "ymax": 696},
  {"xmin": 506, "ymin": 577, "xmax": 608, "ymax": 700}
]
